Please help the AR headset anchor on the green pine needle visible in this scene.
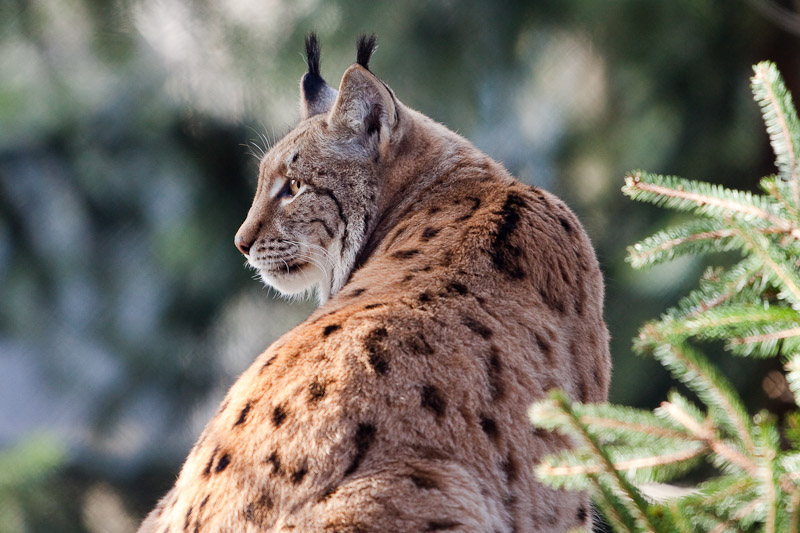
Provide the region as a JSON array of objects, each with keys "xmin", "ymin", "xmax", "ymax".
[
  {"xmin": 623, "ymin": 171, "xmax": 791, "ymax": 230},
  {"xmin": 627, "ymin": 218, "xmax": 738, "ymax": 269},
  {"xmin": 752, "ymin": 61, "xmax": 800, "ymax": 207}
]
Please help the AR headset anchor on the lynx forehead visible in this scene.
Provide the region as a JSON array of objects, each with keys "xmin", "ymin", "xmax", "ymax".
[{"xmin": 140, "ymin": 34, "xmax": 611, "ymax": 532}]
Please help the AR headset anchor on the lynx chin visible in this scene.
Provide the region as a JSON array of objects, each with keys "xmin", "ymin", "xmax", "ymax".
[{"xmin": 139, "ymin": 33, "xmax": 610, "ymax": 533}]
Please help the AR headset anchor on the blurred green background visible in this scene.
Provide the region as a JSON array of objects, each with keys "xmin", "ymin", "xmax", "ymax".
[{"xmin": 2, "ymin": 0, "xmax": 800, "ymax": 530}]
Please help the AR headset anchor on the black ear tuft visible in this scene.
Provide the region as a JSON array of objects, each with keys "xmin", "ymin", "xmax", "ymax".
[
  {"xmin": 356, "ymin": 33, "xmax": 378, "ymax": 70},
  {"xmin": 305, "ymin": 32, "xmax": 321, "ymax": 76}
]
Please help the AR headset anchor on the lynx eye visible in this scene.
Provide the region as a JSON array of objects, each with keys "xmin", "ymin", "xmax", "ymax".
[
  {"xmin": 281, "ymin": 178, "xmax": 303, "ymax": 198},
  {"xmin": 289, "ymin": 178, "xmax": 303, "ymax": 195}
]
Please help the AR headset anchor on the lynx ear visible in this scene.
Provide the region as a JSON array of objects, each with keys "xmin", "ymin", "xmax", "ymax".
[
  {"xmin": 300, "ymin": 32, "xmax": 338, "ymax": 119},
  {"xmin": 328, "ymin": 34, "xmax": 397, "ymax": 155}
]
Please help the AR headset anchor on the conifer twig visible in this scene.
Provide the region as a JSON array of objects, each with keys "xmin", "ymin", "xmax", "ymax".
[
  {"xmin": 579, "ymin": 415, "xmax": 692, "ymax": 441},
  {"xmin": 628, "ymin": 228, "xmax": 736, "ymax": 266},
  {"xmin": 753, "ymin": 62, "xmax": 800, "ymax": 206},
  {"xmin": 547, "ymin": 392, "xmax": 660, "ymax": 532},
  {"xmin": 538, "ymin": 445, "xmax": 705, "ymax": 476},
  {"xmin": 684, "ymin": 266, "xmax": 762, "ymax": 320},
  {"xmin": 660, "ymin": 401, "xmax": 758, "ymax": 476},
  {"xmin": 708, "ymin": 498, "xmax": 762, "ymax": 533},
  {"xmin": 645, "ymin": 339, "xmax": 757, "ymax": 455},
  {"xmin": 732, "ymin": 326, "xmax": 800, "ymax": 346},
  {"xmin": 625, "ymin": 172, "xmax": 800, "ymax": 238},
  {"xmin": 739, "ymin": 230, "xmax": 800, "ymax": 306}
]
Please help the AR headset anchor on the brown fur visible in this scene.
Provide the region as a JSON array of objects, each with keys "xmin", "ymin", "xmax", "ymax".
[{"xmin": 139, "ymin": 36, "xmax": 610, "ymax": 532}]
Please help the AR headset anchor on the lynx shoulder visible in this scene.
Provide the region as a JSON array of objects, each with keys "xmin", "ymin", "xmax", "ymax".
[{"xmin": 139, "ymin": 34, "xmax": 610, "ymax": 533}]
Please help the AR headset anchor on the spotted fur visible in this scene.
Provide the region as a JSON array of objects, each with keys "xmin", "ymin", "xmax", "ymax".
[{"xmin": 139, "ymin": 35, "xmax": 610, "ymax": 532}]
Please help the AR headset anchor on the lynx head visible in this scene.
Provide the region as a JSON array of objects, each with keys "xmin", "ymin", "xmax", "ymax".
[{"xmin": 235, "ymin": 34, "xmax": 403, "ymax": 303}]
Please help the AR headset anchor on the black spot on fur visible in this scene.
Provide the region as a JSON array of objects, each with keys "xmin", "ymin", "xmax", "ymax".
[
  {"xmin": 502, "ymin": 452, "xmax": 518, "ymax": 482},
  {"xmin": 418, "ymin": 292, "xmax": 430, "ymax": 303},
  {"xmin": 318, "ymin": 485, "xmax": 338, "ymax": 502},
  {"xmin": 463, "ymin": 316, "xmax": 492, "ymax": 339},
  {"xmin": 184, "ymin": 506, "xmax": 193, "ymax": 530},
  {"xmin": 455, "ymin": 212, "xmax": 473, "ymax": 222},
  {"xmin": 421, "ymin": 385, "xmax": 446, "ymax": 417},
  {"xmin": 446, "ymin": 282, "xmax": 468, "ymax": 295},
  {"xmin": 244, "ymin": 492, "xmax": 274, "ymax": 525},
  {"xmin": 392, "ymin": 249, "xmax": 419, "ymax": 260},
  {"xmin": 407, "ymin": 332, "xmax": 434, "ymax": 355},
  {"xmin": 421, "ymin": 226, "xmax": 440, "ymax": 240},
  {"xmin": 410, "ymin": 470, "xmax": 440, "ymax": 490},
  {"xmin": 364, "ymin": 303, "xmax": 385, "ymax": 309},
  {"xmin": 350, "ymin": 288, "xmax": 367, "ymax": 297},
  {"xmin": 309, "ymin": 381, "xmax": 326, "ymax": 401},
  {"xmin": 559, "ymin": 216, "xmax": 573, "ymax": 234},
  {"xmin": 540, "ymin": 287, "xmax": 566, "ymax": 313},
  {"xmin": 428, "ymin": 206, "xmax": 441, "ymax": 215},
  {"xmin": 467, "ymin": 196, "xmax": 482, "ymax": 210},
  {"xmin": 266, "ymin": 451, "xmax": 282, "ymax": 474},
  {"xmin": 426, "ymin": 520, "xmax": 462, "ymax": 531},
  {"xmin": 291, "ymin": 463, "xmax": 308, "ymax": 484},
  {"xmin": 356, "ymin": 33, "xmax": 377, "ymax": 69},
  {"xmin": 534, "ymin": 333, "xmax": 553, "ymax": 362},
  {"xmin": 577, "ymin": 505, "xmax": 587, "ymax": 522},
  {"xmin": 364, "ymin": 327, "xmax": 389, "ymax": 375},
  {"xmin": 480, "ymin": 415, "xmax": 499, "ymax": 441},
  {"xmin": 344, "ymin": 423, "xmax": 376, "ymax": 476},
  {"xmin": 200, "ymin": 495, "xmax": 210, "ymax": 509},
  {"xmin": 579, "ymin": 379, "xmax": 590, "ymax": 403},
  {"xmin": 272, "ymin": 405, "xmax": 287, "ymax": 427},
  {"xmin": 323, "ymin": 324, "xmax": 341, "ymax": 337},
  {"xmin": 489, "ymin": 192, "xmax": 527, "ymax": 279},
  {"xmin": 260, "ymin": 355, "xmax": 276, "ymax": 373},
  {"xmin": 234, "ymin": 402, "xmax": 252, "ymax": 427},
  {"xmin": 386, "ymin": 224, "xmax": 408, "ymax": 249},
  {"xmin": 202, "ymin": 446, "xmax": 219, "ymax": 477},
  {"xmin": 487, "ymin": 347, "xmax": 504, "ymax": 400},
  {"xmin": 215, "ymin": 453, "xmax": 230, "ymax": 473}
]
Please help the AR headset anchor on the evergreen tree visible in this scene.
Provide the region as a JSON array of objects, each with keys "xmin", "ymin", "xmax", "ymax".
[{"xmin": 529, "ymin": 61, "xmax": 800, "ymax": 532}]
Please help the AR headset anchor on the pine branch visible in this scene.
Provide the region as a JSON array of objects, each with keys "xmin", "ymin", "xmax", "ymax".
[
  {"xmin": 659, "ymin": 400, "xmax": 757, "ymax": 476},
  {"xmin": 752, "ymin": 61, "xmax": 800, "ymax": 206},
  {"xmin": 591, "ymin": 474, "xmax": 640, "ymax": 532},
  {"xmin": 531, "ymin": 392, "xmax": 663, "ymax": 532},
  {"xmin": 638, "ymin": 339, "xmax": 756, "ymax": 454},
  {"xmin": 738, "ymin": 229, "xmax": 800, "ymax": 308},
  {"xmin": 627, "ymin": 218, "xmax": 737, "ymax": 269},
  {"xmin": 761, "ymin": 175, "xmax": 800, "ymax": 218},
  {"xmin": 729, "ymin": 325, "xmax": 800, "ymax": 357},
  {"xmin": 708, "ymin": 498, "xmax": 762, "ymax": 533},
  {"xmin": 574, "ymin": 402, "xmax": 695, "ymax": 445},
  {"xmin": 677, "ymin": 259, "xmax": 764, "ymax": 321},
  {"xmin": 538, "ymin": 445, "xmax": 705, "ymax": 477},
  {"xmin": 650, "ymin": 304, "xmax": 798, "ymax": 346},
  {"xmin": 623, "ymin": 171, "xmax": 799, "ymax": 237},
  {"xmin": 753, "ymin": 415, "xmax": 782, "ymax": 533}
]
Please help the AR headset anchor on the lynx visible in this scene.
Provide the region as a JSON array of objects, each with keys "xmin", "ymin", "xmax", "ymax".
[{"xmin": 139, "ymin": 34, "xmax": 610, "ymax": 532}]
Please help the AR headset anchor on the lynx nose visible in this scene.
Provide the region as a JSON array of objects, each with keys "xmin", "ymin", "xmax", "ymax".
[{"xmin": 234, "ymin": 234, "xmax": 252, "ymax": 256}]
